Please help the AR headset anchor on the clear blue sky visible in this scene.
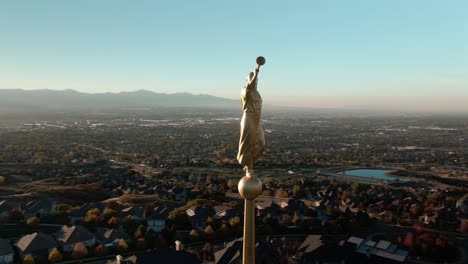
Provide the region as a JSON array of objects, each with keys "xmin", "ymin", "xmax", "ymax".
[{"xmin": 1, "ymin": 1, "xmax": 467, "ymax": 111}]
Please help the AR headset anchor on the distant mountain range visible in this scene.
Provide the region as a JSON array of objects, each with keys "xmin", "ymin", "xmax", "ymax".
[{"xmin": 0, "ymin": 89, "xmax": 239, "ymax": 111}]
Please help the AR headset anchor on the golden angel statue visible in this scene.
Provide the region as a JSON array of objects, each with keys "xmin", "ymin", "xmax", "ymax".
[{"xmin": 237, "ymin": 57, "xmax": 266, "ymax": 173}]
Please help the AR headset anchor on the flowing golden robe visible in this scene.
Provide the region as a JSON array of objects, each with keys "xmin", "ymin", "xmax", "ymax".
[{"xmin": 237, "ymin": 80, "xmax": 266, "ymax": 171}]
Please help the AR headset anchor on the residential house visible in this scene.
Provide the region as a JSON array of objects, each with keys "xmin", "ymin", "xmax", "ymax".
[
  {"xmin": 120, "ymin": 207, "xmax": 146, "ymax": 221},
  {"xmin": 94, "ymin": 228, "xmax": 130, "ymax": 248},
  {"xmin": 169, "ymin": 187, "xmax": 188, "ymax": 202},
  {"xmin": 347, "ymin": 236, "xmax": 409, "ymax": 263},
  {"xmin": 297, "ymin": 235, "xmax": 354, "ymax": 264},
  {"xmin": 109, "ymin": 248, "xmax": 201, "ymax": 264},
  {"xmin": 456, "ymin": 193, "xmax": 468, "ymax": 214},
  {"xmin": 213, "ymin": 205, "xmax": 239, "ymax": 220},
  {"xmin": 15, "ymin": 232, "xmax": 58, "ymax": 257},
  {"xmin": 70, "ymin": 202, "xmax": 106, "ymax": 225},
  {"xmin": 255, "ymin": 197, "xmax": 281, "ymax": 217},
  {"xmin": 285, "ymin": 198, "xmax": 308, "ymax": 213},
  {"xmin": 55, "ymin": 225, "xmax": 96, "ymax": 252},
  {"xmin": 147, "ymin": 206, "xmax": 170, "ymax": 232},
  {"xmin": 0, "ymin": 201, "xmax": 12, "ymax": 222},
  {"xmin": 214, "ymin": 237, "xmax": 281, "ymax": 264},
  {"xmin": 186, "ymin": 205, "xmax": 215, "ymax": 231},
  {"xmin": 24, "ymin": 200, "xmax": 56, "ymax": 219},
  {"xmin": 0, "ymin": 239, "xmax": 14, "ymax": 264}
]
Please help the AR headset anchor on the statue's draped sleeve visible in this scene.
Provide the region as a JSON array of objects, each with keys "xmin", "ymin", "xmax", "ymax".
[{"xmin": 237, "ymin": 82, "xmax": 265, "ymax": 170}]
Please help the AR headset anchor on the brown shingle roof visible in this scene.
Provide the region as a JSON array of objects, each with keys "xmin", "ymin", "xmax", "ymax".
[
  {"xmin": 55, "ymin": 225, "xmax": 95, "ymax": 245},
  {"xmin": 15, "ymin": 232, "xmax": 58, "ymax": 254}
]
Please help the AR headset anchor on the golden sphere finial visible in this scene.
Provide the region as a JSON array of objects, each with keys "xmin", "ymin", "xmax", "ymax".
[{"xmin": 238, "ymin": 172, "xmax": 262, "ymax": 200}]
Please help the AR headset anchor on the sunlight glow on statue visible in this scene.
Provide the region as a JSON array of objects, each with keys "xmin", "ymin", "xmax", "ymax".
[{"xmin": 237, "ymin": 56, "xmax": 266, "ymax": 174}]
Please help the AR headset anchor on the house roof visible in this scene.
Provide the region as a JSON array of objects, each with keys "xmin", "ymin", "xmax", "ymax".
[
  {"xmin": 213, "ymin": 205, "xmax": 231, "ymax": 214},
  {"xmin": 110, "ymin": 248, "xmax": 201, "ymax": 264},
  {"xmin": 95, "ymin": 228, "xmax": 130, "ymax": 244},
  {"xmin": 375, "ymin": 240, "xmax": 391, "ymax": 250},
  {"xmin": 255, "ymin": 198, "xmax": 273, "ymax": 210},
  {"xmin": 71, "ymin": 202, "xmax": 107, "ymax": 217},
  {"xmin": 0, "ymin": 239, "xmax": 14, "ymax": 255},
  {"xmin": 347, "ymin": 236, "xmax": 364, "ymax": 246},
  {"xmin": 16, "ymin": 232, "xmax": 58, "ymax": 254},
  {"xmin": 55, "ymin": 225, "xmax": 95, "ymax": 245},
  {"xmin": 186, "ymin": 206, "xmax": 214, "ymax": 220},
  {"xmin": 214, "ymin": 237, "xmax": 280, "ymax": 264},
  {"xmin": 148, "ymin": 206, "xmax": 170, "ymax": 220},
  {"xmin": 0, "ymin": 200, "xmax": 12, "ymax": 212},
  {"xmin": 24, "ymin": 200, "xmax": 54, "ymax": 214},
  {"xmin": 121, "ymin": 206, "xmax": 146, "ymax": 219},
  {"xmin": 298, "ymin": 235, "xmax": 323, "ymax": 253},
  {"xmin": 301, "ymin": 242, "xmax": 352, "ymax": 263}
]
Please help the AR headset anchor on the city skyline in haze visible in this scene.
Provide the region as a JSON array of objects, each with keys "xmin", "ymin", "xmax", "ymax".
[{"xmin": 1, "ymin": 1, "xmax": 467, "ymax": 111}]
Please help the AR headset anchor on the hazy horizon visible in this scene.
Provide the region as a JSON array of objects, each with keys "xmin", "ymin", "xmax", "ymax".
[
  {"xmin": 1, "ymin": 1, "xmax": 467, "ymax": 111},
  {"xmin": 1, "ymin": 88, "xmax": 467, "ymax": 114}
]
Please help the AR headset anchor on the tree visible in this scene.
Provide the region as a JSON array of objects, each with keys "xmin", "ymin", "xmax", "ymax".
[
  {"xmin": 204, "ymin": 225, "xmax": 216, "ymax": 240},
  {"xmin": 135, "ymin": 238, "xmax": 146, "ymax": 250},
  {"xmin": 7, "ymin": 208, "xmax": 23, "ymax": 223},
  {"xmin": 291, "ymin": 212, "xmax": 300, "ymax": 225},
  {"xmin": 94, "ymin": 245, "xmax": 109, "ymax": 257},
  {"xmin": 351, "ymin": 182, "xmax": 361, "ymax": 191},
  {"xmin": 189, "ymin": 229, "xmax": 201, "ymax": 242},
  {"xmin": 55, "ymin": 204, "xmax": 73, "ymax": 215},
  {"xmin": 23, "ymin": 254, "xmax": 35, "ymax": 264},
  {"xmin": 229, "ymin": 216, "xmax": 240, "ymax": 227},
  {"xmin": 326, "ymin": 205, "xmax": 334, "ymax": 217},
  {"xmin": 26, "ymin": 216, "xmax": 40, "ymax": 228},
  {"xmin": 281, "ymin": 214, "xmax": 291, "ymax": 225},
  {"xmin": 0, "ymin": 176, "xmax": 5, "ymax": 185},
  {"xmin": 71, "ymin": 242, "xmax": 88, "ymax": 259},
  {"xmin": 403, "ymin": 232, "xmax": 414, "ymax": 249},
  {"xmin": 107, "ymin": 216, "xmax": 120, "ymax": 228},
  {"xmin": 122, "ymin": 216, "xmax": 138, "ymax": 234},
  {"xmin": 83, "ymin": 208, "xmax": 101, "ymax": 228},
  {"xmin": 87, "ymin": 208, "xmax": 101, "ymax": 218},
  {"xmin": 134, "ymin": 225, "xmax": 145, "ymax": 239},
  {"xmin": 206, "ymin": 216, "xmax": 214, "ymax": 225},
  {"xmin": 102, "ymin": 208, "xmax": 117, "ymax": 221},
  {"xmin": 460, "ymin": 219, "xmax": 468, "ymax": 234},
  {"xmin": 116, "ymin": 239, "xmax": 128, "ymax": 253},
  {"xmin": 292, "ymin": 185, "xmax": 301, "ymax": 195},
  {"xmin": 217, "ymin": 224, "xmax": 231, "ymax": 241},
  {"xmin": 275, "ymin": 188, "xmax": 289, "ymax": 198},
  {"xmin": 48, "ymin": 248, "xmax": 63, "ymax": 263}
]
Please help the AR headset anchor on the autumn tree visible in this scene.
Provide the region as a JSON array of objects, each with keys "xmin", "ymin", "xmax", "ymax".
[
  {"xmin": 48, "ymin": 248, "xmax": 63, "ymax": 263},
  {"xmin": 102, "ymin": 208, "xmax": 117, "ymax": 222},
  {"xmin": 326, "ymin": 205, "xmax": 334, "ymax": 216},
  {"xmin": 217, "ymin": 224, "xmax": 231, "ymax": 241},
  {"xmin": 94, "ymin": 244, "xmax": 109, "ymax": 257},
  {"xmin": 275, "ymin": 188, "xmax": 289, "ymax": 198},
  {"xmin": 403, "ymin": 232, "xmax": 414, "ymax": 249},
  {"xmin": 107, "ymin": 216, "xmax": 120, "ymax": 228},
  {"xmin": 122, "ymin": 216, "xmax": 138, "ymax": 234},
  {"xmin": 204, "ymin": 225, "xmax": 216, "ymax": 240},
  {"xmin": 116, "ymin": 239, "xmax": 128, "ymax": 253},
  {"xmin": 460, "ymin": 219, "xmax": 468, "ymax": 234},
  {"xmin": 135, "ymin": 238, "xmax": 146, "ymax": 251},
  {"xmin": 7, "ymin": 208, "xmax": 23, "ymax": 223},
  {"xmin": 189, "ymin": 229, "xmax": 200, "ymax": 242},
  {"xmin": 82, "ymin": 208, "xmax": 101, "ymax": 228},
  {"xmin": 23, "ymin": 254, "xmax": 35, "ymax": 264},
  {"xmin": 134, "ymin": 225, "xmax": 145, "ymax": 239},
  {"xmin": 26, "ymin": 216, "xmax": 40, "ymax": 228},
  {"xmin": 229, "ymin": 216, "xmax": 240, "ymax": 227},
  {"xmin": 71, "ymin": 242, "xmax": 88, "ymax": 259}
]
